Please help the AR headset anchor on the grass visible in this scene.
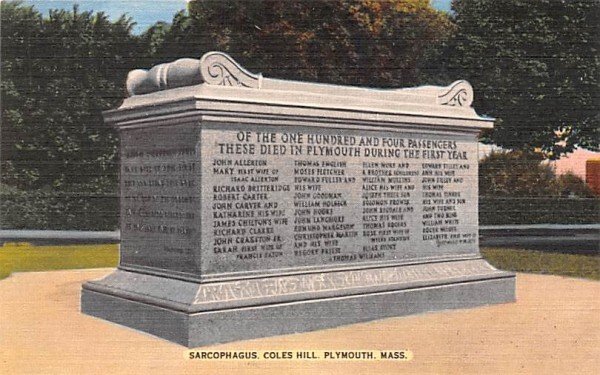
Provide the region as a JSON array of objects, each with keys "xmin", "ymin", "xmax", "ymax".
[
  {"xmin": 0, "ymin": 243, "xmax": 598, "ymax": 281},
  {"xmin": 0, "ymin": 243, "xmax": 119, "ymax": 280},
  {"xmin": 481, "ymin": 247, "xmax": 600, "ymax": 281}
]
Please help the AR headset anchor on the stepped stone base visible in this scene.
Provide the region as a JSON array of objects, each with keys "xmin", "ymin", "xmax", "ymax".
[{"xmin": 82, "ymin": 259, "xmax": 515, "ymax": 348}]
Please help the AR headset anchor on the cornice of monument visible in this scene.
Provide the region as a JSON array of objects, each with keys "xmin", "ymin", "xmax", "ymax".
[{"xmin": 111, "ymin": 51, "xmax": 492, "ymax": 129}]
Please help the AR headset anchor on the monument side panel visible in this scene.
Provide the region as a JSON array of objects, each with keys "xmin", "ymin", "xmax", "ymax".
[
  {"xmin": 200, "ymin": 123, "xmax": 480, "ymax": 280},
  {"xmin": 119, "ymin": 122, "xmax": 202, "ymax": 277}
]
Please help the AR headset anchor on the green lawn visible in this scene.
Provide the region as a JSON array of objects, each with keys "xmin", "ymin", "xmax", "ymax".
[
  {"xmin": 0, "ymin": 243, "xmax": 598, "ymax": 281},
  {"xmin": 0, "ymin": 243, "xmax": 118, "ymax": 280},
  {"xmin": 481, "ymin": 247, "xmax": 599, "ymax": 281}
]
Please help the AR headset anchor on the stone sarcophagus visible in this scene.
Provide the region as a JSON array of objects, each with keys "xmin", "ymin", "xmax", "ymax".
[{"xmin": 81, "ymin": 52, "xmax": 515, "ymax": 347}]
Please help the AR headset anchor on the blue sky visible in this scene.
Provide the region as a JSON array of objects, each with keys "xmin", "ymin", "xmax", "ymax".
[
  {"xmin": 23, "ymin": 0, "xmax": 189, "ymax": 33},
  {"xmin": 23, "ymin": 0, "xmax": 452, "ymax": 34}
]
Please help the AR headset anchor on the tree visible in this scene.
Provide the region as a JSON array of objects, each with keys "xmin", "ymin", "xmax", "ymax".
[
  {"xmin": 1, "ymin": 1, "xmax": 140, "ymax": 190},
  {"xmin": 448, "ymin": 0, "xmax": 599, "ymax": 158},
  {"xmin": 146, "ymin": 0, "xmax": 452, "ymax": 88}
]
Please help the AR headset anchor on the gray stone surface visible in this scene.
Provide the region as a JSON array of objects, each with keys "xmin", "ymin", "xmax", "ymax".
[
  {"xmin": 83, "ymin": 274, "xmax": 515, "ymax": 348},
  {"xmin": 82, "ymin": 51, "xmax": 515, "ymax": 347}
]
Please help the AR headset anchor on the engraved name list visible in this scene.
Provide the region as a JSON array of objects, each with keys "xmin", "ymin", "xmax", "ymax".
[{"xmin": 200, "ymin": 124, "xmax": 478, "ymax": 278}]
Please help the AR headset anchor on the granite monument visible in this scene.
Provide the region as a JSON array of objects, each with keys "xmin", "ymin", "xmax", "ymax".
[{"xmin": 81, "ymin": 51, "xmax": 515, "ymax": 347}]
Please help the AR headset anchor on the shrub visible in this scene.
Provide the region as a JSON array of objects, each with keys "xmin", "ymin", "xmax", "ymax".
[
  {"xmin": 556, "ymin": 172, "xmax": 595, "ymax": 198},
  {"xmin": 478, "ymin": 151, "xmax": 600, "ymax": 224},
  {"xmin": 479, "ymin": 150, "xmax": 558, "ymax": 197}
]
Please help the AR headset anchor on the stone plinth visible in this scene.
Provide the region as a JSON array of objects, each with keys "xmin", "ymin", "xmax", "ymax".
[{"xmin": 81, "ymin": 51, "xmax": 515, "ymax": 347}]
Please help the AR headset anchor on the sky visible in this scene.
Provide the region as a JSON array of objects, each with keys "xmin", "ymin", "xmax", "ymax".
[
  {"xmin": 23, "ymin": 0, "xmax": 191, "ymax": 33},
  {"xmin": 22, "ymin": 0, "xmax": 453, "ymax": 34}
]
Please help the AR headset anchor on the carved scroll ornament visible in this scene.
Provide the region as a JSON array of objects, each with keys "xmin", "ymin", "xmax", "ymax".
[
  {"xmin": 438, "ymin": 80, "xmax": 474, "ymax": 107},
  {"xmin": 199, "ymin": 51, "xmax": 262, "ymax": 88}
]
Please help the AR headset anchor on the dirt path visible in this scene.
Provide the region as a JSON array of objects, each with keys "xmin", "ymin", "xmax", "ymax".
[{"xmin": 1, "ymin": 269, "xmax": 598, "ymax": 374}]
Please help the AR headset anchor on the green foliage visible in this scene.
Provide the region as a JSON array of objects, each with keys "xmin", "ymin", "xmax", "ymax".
[
  {"xmin": 479, "ymin": 150, "xmax": 596, "ymax": 199},
  {"xmin": 556, "ymin": 172, "xmax": 595, "ymax": 198},
  {"xmin": 147, "ymin": 0, "xmax": 452, "ymax": 87},
  {"xmin": 448, "ymin": 0, "xmax": 599, "ymax": 157},
  {"xmin": 0, "ymin": 184, "xmax": 118, "ymax": 230},
  {"xmin": 480, "ymin": 197, "xmax": 600, "ymax": 225},
  {"xmin": 478, "ymin": 151, "xmax": 599, "ymax": 224},
  {"xmin": 2, "ymin": 1, "xmax": 598, "ymax": 230},
  {"xmin": 479, "ymin": 151, "xmax": 558, "ymax": 197},
  {"xmin": 1, "ymin": 1, "xmax": 140, "ymax": 190}
]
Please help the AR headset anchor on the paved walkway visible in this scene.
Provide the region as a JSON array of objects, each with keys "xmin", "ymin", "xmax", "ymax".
[{"xmin": 1, "ymin": 269, "xmax": 599, "ymax": 374}]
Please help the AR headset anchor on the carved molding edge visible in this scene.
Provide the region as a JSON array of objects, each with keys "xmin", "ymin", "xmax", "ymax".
[
  {"xmin": 192, "ymin": 260, "xmax": 497, "ymax": 305},
  {"xmin": 438, "ymin": 80, "xmax": 474, "ymax": 107},
  {"xmin": 199, "ymin": 51, "xmax": 263, "ymax": 88}
]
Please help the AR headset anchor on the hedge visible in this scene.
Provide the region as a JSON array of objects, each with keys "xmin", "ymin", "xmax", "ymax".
[
  {"xmin": 0, "ymin": 190, "xmax": 118, "ymax": 231},
  {"xmin": 479, "ymin": 197, "xmax": 600, "ymax": 225}
]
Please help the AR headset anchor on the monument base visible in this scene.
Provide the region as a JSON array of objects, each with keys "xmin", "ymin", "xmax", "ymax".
[{"xmin": 82, "ymin": 258, "xmax": 514, "ymax": 348}]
